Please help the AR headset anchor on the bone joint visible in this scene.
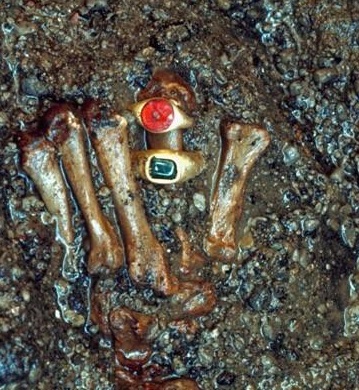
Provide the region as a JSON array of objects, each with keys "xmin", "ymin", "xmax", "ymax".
[{"xmin": 204, "ymin": 120, "xmax": 270, "ymax": 261}]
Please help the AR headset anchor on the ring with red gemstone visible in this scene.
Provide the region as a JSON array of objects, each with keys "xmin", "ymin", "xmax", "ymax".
[{"xmin": 130, "ymin": 98, "xmax": 194, "ymax": 133}]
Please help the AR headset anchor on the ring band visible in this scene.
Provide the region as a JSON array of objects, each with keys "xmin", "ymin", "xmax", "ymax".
[
  {"xmin": 131, "ymin": 149, "xmax": 205, "ymax": 184},
  {"xmin": 129, "ymin": 98, "xmax": 194, "ymax": 133}
]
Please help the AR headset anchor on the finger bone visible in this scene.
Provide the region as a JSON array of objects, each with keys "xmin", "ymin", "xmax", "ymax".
[
  {"xmin": 20, "ymin": 135, "xmax": 74, "ymax": 244},
  {"xmin": 146, "ymin": 129, "xmax": 184, "ymax": 151},
  {"xmin": 19, "ymin": 134, "xmax": 79, "ymax": 279},
  {"xmin": 84, "ymin": 104, "xmax": 178, "ymax": 296},
  {"xmin": 43, "ymin": 104, "xmax": 124, "ymax": 274},
  {"xmin": 137, "ymin": 69, "xmax": 197, "ymax": 151},
  {"xmin": 204, "ymin": 121, "xmax": 270, "ymax": 261}
]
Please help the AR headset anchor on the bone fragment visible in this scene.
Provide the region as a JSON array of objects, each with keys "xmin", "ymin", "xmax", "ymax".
[
  {"xmin": 138, "ymin": 69, "xmax": 197, "ymax": 113},
  {"xmin": 146, "ymin": 130, "xmax": 184, "ymax": 151},
  {"xmin": 19, "ymin": 134, "xmax": 78, "ymax": 279},
  {"xmin": 20, "ymin": 136, "xmax": 74, "ymax": 244},
  {"xmin": 91, "ymin": 289, "xmax": 203, "ymax": 389},
  {"xmin": 90, "ymin": 288, "xmax": 112, "ymax": 337},
  {"xmin": 176, "ymin": 227, "xmax": 206, "ymax": 276},
  {"xmin": 204, "ymin": 121, "xmax": 270, "ymax": 261},
  {"xmin": 84, "ymin": 105, "xmax": 178, "ymax": 296},
  {"xmin": 110, "ymin": 307, "xmax": 155, "ymax": 370},
  {"xmin": 169, "ymin": 280, "xmax": 216, "ymax": 318},
  {"xmin": 91, "ymin": 291, "xmax": 159, "ymax": 387},
  {"xmin": 111, "ymin": 306, "xmax": 200, "ymax": 389},
  {"xmin": 43, "ymin": 105, "xmax": 124, "ymax": 274}
]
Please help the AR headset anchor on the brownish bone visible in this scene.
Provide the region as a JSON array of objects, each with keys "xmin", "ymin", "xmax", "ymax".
[
  {"xmin": 204, "ymin": 120, "xmax": 270, "ymax": 261},
  {"xmin": 90, "ymin": 289, "xmax": 112, "ymax": 337},
  {"xmin": 110, "ymin": 307, "xmax": 201, "ymax": 389},
  {"xmin": 130, "ymin": 226, "xmax": 215, "ymax": 319},
  {"xmin": 138, "ymin": 69, "xmax": 197, "ymax": 113},
  {"xmin": 109, "ymin": 307, "xmax": 155, "ymax": 370},
  {"xmin": 19, "ymin": 134, "xmax": 79, "ymax": 279},
  {"xmin": 91, "ymin": 291, "xmax": 201, "ymax": 389},
  {"xmin": 169, "ymin": 280, "xmax": 216, "ymax": 318},
  {"xmin": 146, "ymin": 130, "xmax": 183, "ymax": 151},
  {"xmin": 93, "ymin": 301, "xmax": 160, "ymax": 387},
  {"xmin": 20, "ymin": 136, "xmax": 74, "ymax": 244},
  {"xmin": 43, "ymin": 105, "xmax": 124, "ymax": 274},
  {"xmin": 138, "ymin": 69, "xmax": 196, "ymax": 151},
  {"xmin": 84, "ymin": 106, "xmax": 178, "ymax": 296},
  {"xmin": 176, "ymin": 228, "xmax": 206, "ymax": 276}
]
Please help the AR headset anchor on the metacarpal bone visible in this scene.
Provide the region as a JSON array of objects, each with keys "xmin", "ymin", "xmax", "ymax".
[{"xmin": 204, "ymin": 120, "xmax": 270, "ymax": 261}]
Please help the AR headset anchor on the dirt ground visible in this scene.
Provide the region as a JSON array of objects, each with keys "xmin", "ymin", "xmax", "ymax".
[{"xmin": 0, "ymin": 1, "xmax": 359, "ymax": 389}]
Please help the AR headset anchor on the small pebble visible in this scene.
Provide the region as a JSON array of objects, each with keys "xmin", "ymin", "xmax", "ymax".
[
  {"xmin": 85, "ymin": 0, "xmax": 108, "ymax": 9},
  {"xmin": 216, "ymin": 0, "xmax": 231, "ymax": 10},
  {"xmin": 193, "ymin": 192, "xmax": 206, "ymax": 212},
  {"xmin": 301, "ymin": 218, "xmax": 319, "ymax": 235},
  {"xmin": 0, "ymin": 111, "xmax": 8, "ymax": 127},
  {"xmin": 314, "ymin": 68, "xmax": 337, "ymax": 85},
  {"xmin": 341, "ymin": 218, "xmax": 356, "ymax": 248},
  {"xmin": 282, "ymin": 143, "xmax": 300, "ymax": 165},
  {"xmin": 161, "ymin": 197, "xmax": 170, "ymax": 207},
  {"xmin": 171, "ymin": 212, "xmax": 182, "ymax": 223},
  {"xmin": 98, "ymin": 186, "xmax": 111, "ymax": 197},
  {"xmin": 21, "ymin": 288, "xmax": 31, "ymax": 303},
  {"xmin": 216, "ymin": 370, "xmax": 236, "ymax": 385},
  {"xmin": 21, "ymin": 76, "xmax": 49, "ymax": 97}
]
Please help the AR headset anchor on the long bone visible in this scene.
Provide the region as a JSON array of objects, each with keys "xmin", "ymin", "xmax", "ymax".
[
  {"xmin": 83, "ymin": 103, "xmax": 178, "ymax": 296},
  {"xmin": 204, "ymin": 120, "xmax": 270, "ymax": 261},
  {"xmin": 42, "ymin": 104, "xmax": 124, "ymax": 274},
  {"xmin": 19, "ymin": 134, "xmax": 78, "ymax": 279}
]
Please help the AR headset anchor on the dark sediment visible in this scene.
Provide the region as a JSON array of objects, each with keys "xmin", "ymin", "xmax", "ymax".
[{"xmin": 0, "ymin": 1, "xmax": 358, "ymax": 388}]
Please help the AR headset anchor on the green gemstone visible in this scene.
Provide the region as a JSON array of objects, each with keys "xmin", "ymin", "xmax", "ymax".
[{"xmin": 149, "ymin": 157, "xmax": 177, "ymax": 180}]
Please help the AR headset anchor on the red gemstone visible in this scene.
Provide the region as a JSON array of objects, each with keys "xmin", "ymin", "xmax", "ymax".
[{"xmin": 140, "ymin": 98, "xmax": 174, "ymax": 133}]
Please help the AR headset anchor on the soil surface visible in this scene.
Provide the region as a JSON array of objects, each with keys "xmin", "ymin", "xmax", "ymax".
[{"xmin": 1, "ymin": 1, "xmax": 359, "ymax": 389}]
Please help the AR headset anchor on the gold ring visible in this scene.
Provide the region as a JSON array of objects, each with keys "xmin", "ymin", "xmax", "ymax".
[
  {"xmin": 131, "ymin": 149, "xmax": 205, "ymax": 184},
  {"xmin": 129, "ymin": 98, "xmax": 194, "ymax": 134}
]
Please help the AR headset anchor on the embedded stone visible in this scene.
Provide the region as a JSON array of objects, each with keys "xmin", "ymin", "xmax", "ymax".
[{"xmin": 149, "ymin": 157, "xmax": 177, "ymax": 180}]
